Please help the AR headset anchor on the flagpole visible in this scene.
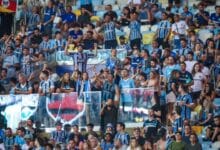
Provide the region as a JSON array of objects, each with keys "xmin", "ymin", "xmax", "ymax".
[{"xmin": 13, "ymin": 0, "xmax": 18, "ymax": 34}]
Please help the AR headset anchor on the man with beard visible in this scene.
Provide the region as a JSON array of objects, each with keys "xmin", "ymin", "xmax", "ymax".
[{"xmin": 100, "ymin": 99, "xmax": 118, "ymax": 133}]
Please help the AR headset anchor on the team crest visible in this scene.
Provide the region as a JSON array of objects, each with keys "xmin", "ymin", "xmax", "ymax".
[{"xmin": 46, "ymin": 92, "xmax": 85, "ymax": 124}]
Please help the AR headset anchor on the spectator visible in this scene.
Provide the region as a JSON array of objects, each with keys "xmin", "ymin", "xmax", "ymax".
[
  {"xmin": 14, "ymin": 127, "xmax": 26, "ymax": 147},
  {"xmin": 119, "ymin": 68, "xmax": 135, "ymax": 109},
  {"xmin": 105, "ymin": 49, "xmax": 121, "ymax": 73},
  {"xmin": 154, "ymin": 12, "xmax": 171, "ymax": 48},
  {"xmin": 179, "ymin": 62, "xmax": 193, "ymax": 87},
  {"xmin": 27, "ymin": 6, "xmax": 40, "ymax": 31},
  {"xmin": 100, "ymin": 133, "xmax": 114, "ymax": 150},
  {"xmin": 82, "ymin": 31, "xmax": 98, "ymax": 50},
  {"xmin": 182, "ymin": 124, "xmax": 191, "ymax": 144},
  {"xmin": 61, "ymin": 6, "xmax": 76, "ymax": 24},
  {"xmin": 129, "ymin": 11, "xmax": 142, "ymax": 50},
  {"xmin": 42, "ymin": 0, "xmax": 55, "ymax": 35},
  {"xmin": 85, "ymin": 123, "xmax": 98, "ymax": 139},
  {"xmin": 185, "ymin": 52, "xmax": 197, "ymax": 73},
  {"xmin": 2, "ymin": 46, "xmax": 19, "ymax": 78},
  {"xmin": 168, "ymin": 131, "xmax": 187, "ymax": 150},
  {"xmin": 113, "ymin": 139, "xmax": 127, "ymax": 150},
  {"xmin": 212, "ymin": 114, "xmax": 220, "ymax": 142},
  {"xmin": 114, "ymin": 122, "xmax": 130, "ymax": 146},
  {"xmin": 89, "ymin": 136, "xmax": 101, "ymax": 150},
  {"xmin": 50, "ymin": 121, "xmax": 68, "ymax": 145},
  {"xmin": 56, "ymin": 72, "xmax": 75, "ymax": 93},
  {"xmin": 209, "ymin": 5, "xmax": 220, "ymax": 26},
  {"xmin": 15, "ymin": 73, "xmax": 32, "ymax": 94},
  {"xmin": 127, "ymin": 136, "xmax": 142, "ymax": 150},
  {"xmin": 25, "ymin": 119, "xmax": 35, "ymax": 138},
  {"xmin": 67, "ymin": 44, "xmax": 96, "ymax": 73},
  {"xmin": 153, "ymin": 128, "xmax": 166, "ymax": 150},
  {"xmin": 4, "ymin": 128, "xmax": 14, "ymax": 150},
  {"xmin": 176, "ymin": 84, "xmax": 194, "ymax": 120},
  {"xmin": 20, "ymin": 47, "xmax": 34, "ymax": 78},
  {"xmin": 100, "ymin": 99, "xmax": 118, "ymax": 133},
  {"xmin": 34, "ymin": 137, "xmax": 45, "ymax": 150},
  {"xmin": 181, "ymin": 6, "xmax": 193, "ymax": 25},
  {"xmin": 172, "ymin": 14, "xmax": 189, "ymax": 49},
  {"xmin": 186, "ymin": 133, "xmax": 202, "ymax": 150},
  {"xmin": 194, "ymin": 3, "xmax": 209, "ymax": 27},
  {"xmin": 99, "ymin": 14, "xmax": 119, "ymax": 49},
  {"xmin": 103, "ymin": 5, "xmax": 118, "ymax": 21},
  {"xmin": 22, "ymin": 134, "xmax": 34, "ymax": 150},
  {"xmin": 132, "ymin": 127, "xmax": 145, "ymax": 146},
  {"xmin": 119, "ymin": 7, "xmax": 131, "ymax": 26},
  {"xmin": 69, "ymin": 125, "xmax": 84, "ymax": 142},
  {"xmin": 143, "ymin": 108, "xmax": 160, "ymax": 143},
  {"xmin": 77, "ymin": 7, "xmax": 93, "ymax": 27}
]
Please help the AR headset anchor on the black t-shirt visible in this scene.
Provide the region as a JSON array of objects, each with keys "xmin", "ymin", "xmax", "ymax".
[
  {"xmin": 102, "ymin": 105, "xmax": 118, "ymax": 127},
  {"xmin": 179, "ymin": 71, "xmax": 193, "ymax": 85},
  {"xmin": 82, "ymin": 39, "xmax": 97, "ymax": 50},
  {"xmin": 57, "ymin": 80, "xmax": 75, "ymax": 90},
  {"xmin": 103, "ymin": 11, "xmax": 118, "ymax": 20},
  {"xmin": 143, "ymin": 118, "xmax": 160, "ymax": 138}
]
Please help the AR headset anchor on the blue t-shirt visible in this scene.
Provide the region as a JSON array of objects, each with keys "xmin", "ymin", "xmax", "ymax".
[
  {"xmin": 69, "ymin": 30, "xmax": 83, "ymax": 39},
  {"xmin": 210, "ymin": 13, "xmax": 220, "ymax": 26},
  {"xmin": 62, "ymin": 12, "xmax": 76, "ymax": 23},
  {"xmin": 194, "ymin": 11, "xmax": 209, "ymax": 26},
  {"xmin": 43, "ymin": 7, "xmax": 56, "ymax": 23},
  {"xmin": 119, "ymin": 78, "xmax": 135, "ymax": 103}
]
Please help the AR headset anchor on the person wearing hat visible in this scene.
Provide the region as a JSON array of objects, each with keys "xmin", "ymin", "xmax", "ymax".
[
  {"xmin": 22, "ymin": 134, "xmax": 34, "ymax": 150},
  {"xmin": 50, "ymin": 121, "xmax": 68, "ymax": 146}
]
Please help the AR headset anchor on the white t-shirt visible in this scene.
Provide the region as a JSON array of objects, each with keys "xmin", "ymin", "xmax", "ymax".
[
  {"xmin": 172, "ymin": 20, "xmax": 189, "ymax": 39},
  {"xmin": 127, "ymin": 0, "xmax": 141, "ymax": 4},
  {"xmin": 185, "ymin": 60, "xmax": 197, "ymax": 73},
  {"xmin": 202, "ymin": 66, "xmax": 210, "ymax": 77},
  {"xmin": 191, "ymin": 72, "xmax": 206, "ymax": 92}
]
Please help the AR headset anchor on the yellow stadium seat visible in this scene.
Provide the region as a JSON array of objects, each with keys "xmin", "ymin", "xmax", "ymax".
[
  {"xmin": 142, "ymin": 32, "xmax": 156, "ymax": 45},
  {"xmin": 73, "ymin": 10, "xmax": 81, "ymax": 16},
  {"xmin": 90, "ymin": 16, "xmax": 100, "ymax": 22}
]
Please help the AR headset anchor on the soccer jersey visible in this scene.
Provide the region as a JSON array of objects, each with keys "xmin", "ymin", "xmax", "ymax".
[
  {"xmin": 176, "ymin": 94, "xmax": 193, "ymax": 120},
  {"xmin": 103, "ymin": 22, "xmax": 116, "ymax": 41},
  {"xmin": 129, "ymin": 20, "xmax": 141, "ymax": 40}
]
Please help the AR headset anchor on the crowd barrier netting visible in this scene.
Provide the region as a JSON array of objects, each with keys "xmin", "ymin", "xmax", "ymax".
[{"xmin": 0, "ymin": 88, "xmax": 156, "ymax": 131}]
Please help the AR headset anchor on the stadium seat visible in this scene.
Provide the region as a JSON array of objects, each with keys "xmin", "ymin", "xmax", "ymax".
[
  {"xmin": 151, "ymin": 24, "xmax": 158, "ymax": 32},
  {"xmin": 141, "ymin": 25, "xmax": 151, "ymax": 33},
  {"xmin": 122, "ymin": 26, "xmax": 130, "ymax": 37},
  {"xmin": 103, "ymin": 0, "xmax": 116, "ymax": 5},
  {"xmin": 198, "ymin": 29, "xmax": 213, "ymax": 43},
  {"xmin": 92, "ymin": 0, "xmax": 103, "ymax": 6},
  {"xmin": 96, "ymin": 11, "xmax": 106, "ymax": 19}
]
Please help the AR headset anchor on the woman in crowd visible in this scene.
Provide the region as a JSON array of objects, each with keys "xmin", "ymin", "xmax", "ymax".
[
  {"xmin": 191, "ymin": 63, "xmax": 207, "ymax": 101},
  {"xmin": 205, "ymin": 39, "xmax": 216, "ymax": 66},
  {"xmin": 127, "ymin": 137, "xmax": 142, "ymax": 150},
  {"xmin": 56, "ymin": 72, "xmax": 75, "ymax": 93}
]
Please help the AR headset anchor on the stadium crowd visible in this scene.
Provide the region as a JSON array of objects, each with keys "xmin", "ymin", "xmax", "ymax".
[{"xmin": 0, "ymin": 0, "xmax": 220, "ymax": 149}]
